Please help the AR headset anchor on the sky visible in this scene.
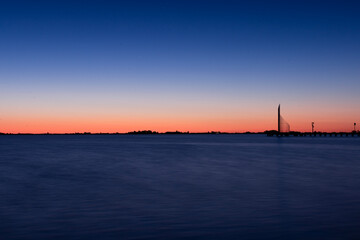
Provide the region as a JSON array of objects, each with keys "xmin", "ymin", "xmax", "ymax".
[{"xmin": 1, "ymin": 0, "xmax": 360, "ymax": 133}]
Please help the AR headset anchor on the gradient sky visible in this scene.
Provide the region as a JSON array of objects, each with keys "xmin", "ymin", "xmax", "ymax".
[{"xmin": 1, "ymin": 0, "xmax": 360, "ymax": 133}]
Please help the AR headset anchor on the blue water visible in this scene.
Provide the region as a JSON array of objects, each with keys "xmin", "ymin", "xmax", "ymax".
[{"xmin": 1, "ymin": 135, "xmax": 360, "ymax": 239}]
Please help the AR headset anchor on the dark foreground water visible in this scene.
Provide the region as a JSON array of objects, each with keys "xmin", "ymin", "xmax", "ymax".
[{"xmin": 1, "ymin": 135, "xmax": 360, "ymax": 240}]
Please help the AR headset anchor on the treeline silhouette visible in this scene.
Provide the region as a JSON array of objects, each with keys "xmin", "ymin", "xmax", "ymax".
[
  {"xmin": 1, "ymin": 130, "xmax": 359, "ymax": 135},
  {"xmin": 127, "ymin": 130, "xmax": 223, "ymax": 134},
  {"xmin": 0, "ymin": 130, "xmax": 249, "ymax": 135}
]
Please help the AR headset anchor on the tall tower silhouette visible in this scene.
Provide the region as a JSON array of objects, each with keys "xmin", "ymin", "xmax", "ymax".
[
  {"xmin": 277, "ymin": 104, "xmax": 290, "ymax": 133},
  {"xmin": 278, "ymin": 104, "xmax": 280, "ymax": 133}
]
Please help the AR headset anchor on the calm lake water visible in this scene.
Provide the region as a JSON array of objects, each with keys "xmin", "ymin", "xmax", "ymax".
[{"xmin": 1, "ymin": 134, "xmax": 360, "ymax": 239}]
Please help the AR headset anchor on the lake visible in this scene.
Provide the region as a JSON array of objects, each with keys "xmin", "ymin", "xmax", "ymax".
[{"xmin": 1, "ymin": 134, "xmax": 360, "ymax": 239}]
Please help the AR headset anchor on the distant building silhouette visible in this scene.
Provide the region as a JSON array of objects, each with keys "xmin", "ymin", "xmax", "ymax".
[
  {"xmin": 278, "ymin": 105, "xmax": 280, "ymax": 132},
  {"xmin": 312, "ymin": 122, "xmax": 315, "ymax": 133},
  {"xmin": 278, "ymin": 104, "xmax": 290, "ymax": 133}
]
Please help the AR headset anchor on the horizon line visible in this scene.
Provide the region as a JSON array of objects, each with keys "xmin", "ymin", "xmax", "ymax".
[{"xmin": 1, "ymin": 130, "xmax": 359, "ymax": 135}]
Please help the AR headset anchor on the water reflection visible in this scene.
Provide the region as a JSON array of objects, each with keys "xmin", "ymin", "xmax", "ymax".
[{"xmin": 0, "ymin": 135, "xmax": 360, "ymax": 239}]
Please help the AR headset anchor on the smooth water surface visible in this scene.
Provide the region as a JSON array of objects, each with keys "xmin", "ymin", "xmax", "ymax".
[{"xmin": 1, "ymin": 135, "xmax": 360, "ymax": 239}]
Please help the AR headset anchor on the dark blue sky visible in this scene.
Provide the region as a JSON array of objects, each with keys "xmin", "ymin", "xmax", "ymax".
[{"xmin": 1, "ymin": 0, "xmax": 360, "ymax": 132}]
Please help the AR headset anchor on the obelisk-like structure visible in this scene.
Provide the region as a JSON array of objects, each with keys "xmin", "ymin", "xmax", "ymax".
[{"xmin": 278, "ymin": 104, "xmax": 280, "ymax": 133}]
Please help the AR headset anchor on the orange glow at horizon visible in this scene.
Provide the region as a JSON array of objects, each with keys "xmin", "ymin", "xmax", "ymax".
[
  {"xmin": 1, "ymin": 112, "xmax": 358, "ymax": 134},
  {"xmin": 1, "ymin": 117, "xmax": 270, "ymax": 133}
]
